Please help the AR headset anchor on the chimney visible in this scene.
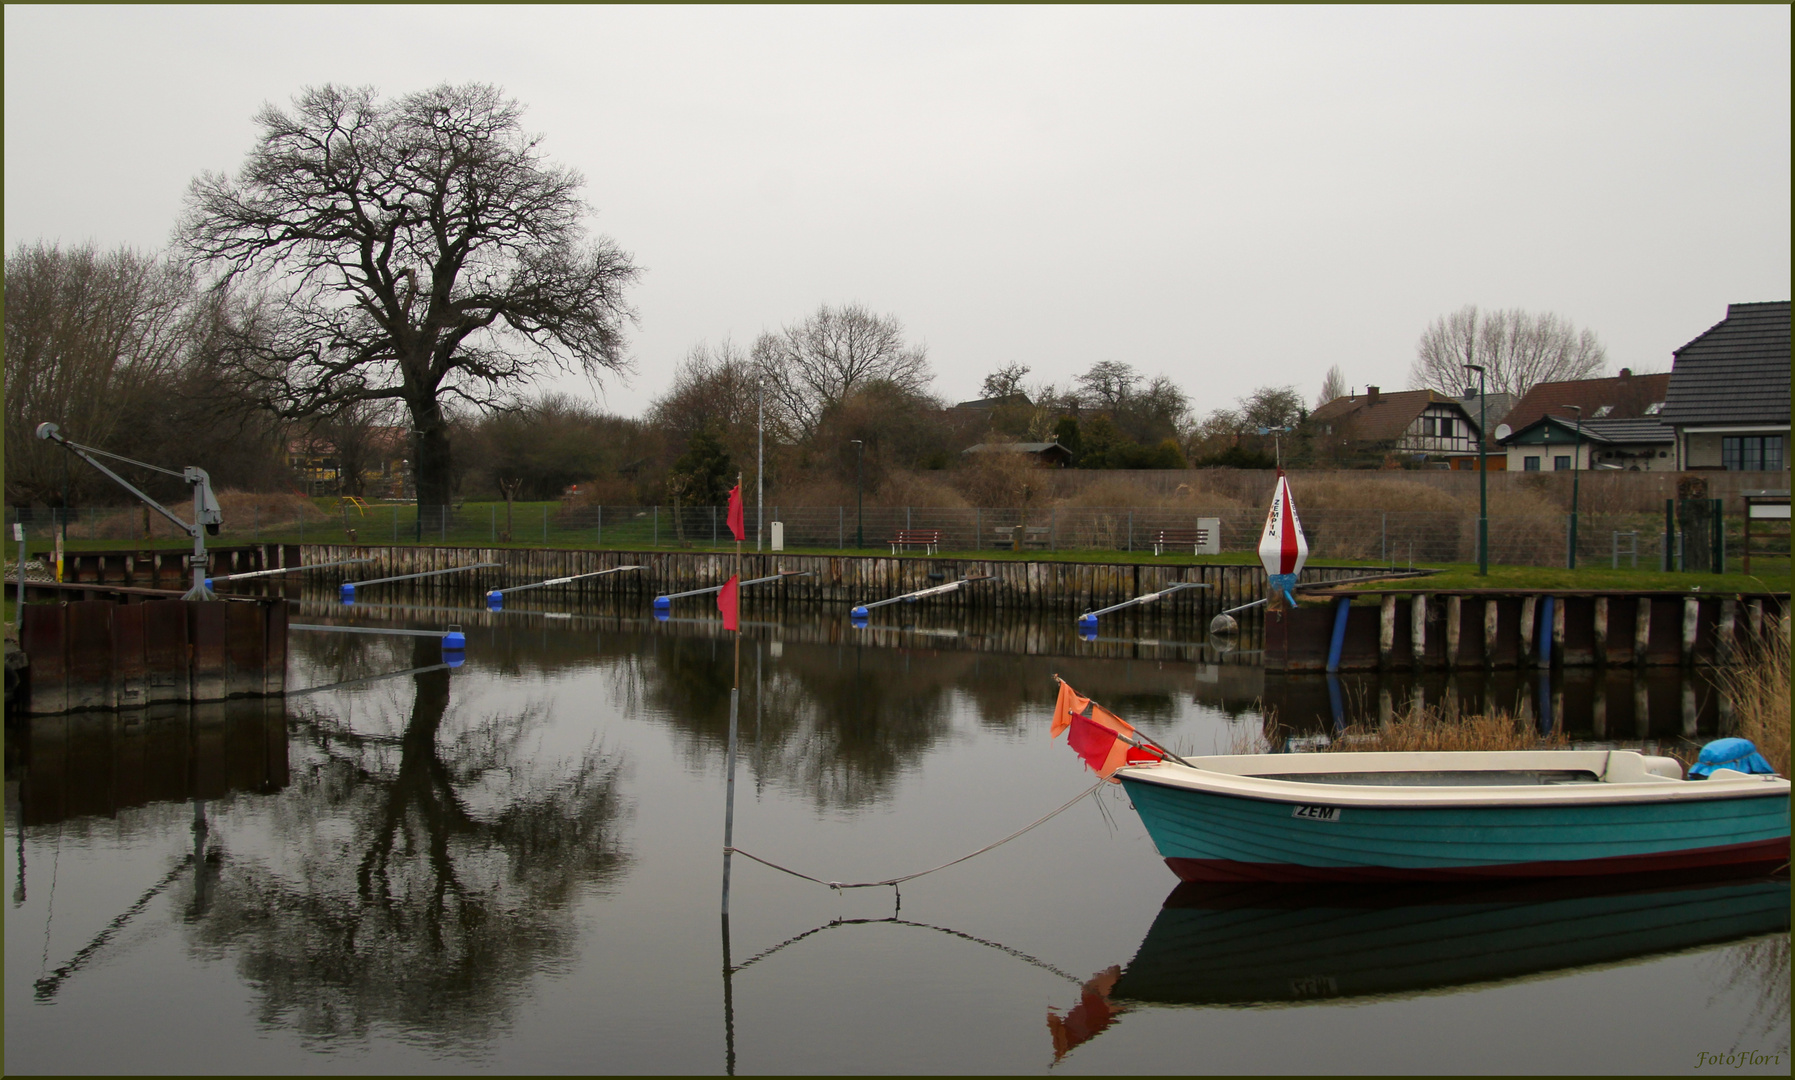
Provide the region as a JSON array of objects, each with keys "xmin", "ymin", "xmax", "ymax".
[
  {"xmin": 1366, "ymin": 385, "xmax": 1381, "ymax": 405},
  {"xmin": 1619, "ymin": 367, "xmax": 1631, "ymax": 378}
]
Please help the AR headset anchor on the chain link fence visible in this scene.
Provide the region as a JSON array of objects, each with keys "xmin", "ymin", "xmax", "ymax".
[{"xmin": 9, "ymin": 500, "xmax": 1762, "ymax": 571}]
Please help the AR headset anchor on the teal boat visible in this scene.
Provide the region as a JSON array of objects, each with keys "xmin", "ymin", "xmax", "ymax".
[
  {"xmin": 1113, "ymin": 750, "xmax": 1791, "ymax": 882},
  {"xmin": 1111, "ymin": 874, "xmax": 1791, "ymax": 1006}
]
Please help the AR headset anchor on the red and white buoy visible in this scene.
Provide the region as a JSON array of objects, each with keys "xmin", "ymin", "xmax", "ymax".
[
  {"xmin": 1211, "ymin": 472, "xmax": 1310, "ymax": 637},
  {"xmin": 1257, "ymin": 472, "xmax": 1308, "ymax": 607}
]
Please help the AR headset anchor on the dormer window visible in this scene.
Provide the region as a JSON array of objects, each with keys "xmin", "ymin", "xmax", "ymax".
[
  {"xmin": 1592, "ymin": 405, "xmax": 1612, "ymax": 418},
  {"xmin": 1644, "ymin": 402, "xmax": 1663, "ymax": 415}
]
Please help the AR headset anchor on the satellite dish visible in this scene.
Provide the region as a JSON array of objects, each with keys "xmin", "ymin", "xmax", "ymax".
[{"xmin": 1494, "ymin": 423, "xmax": 1512, "ymax": 440}]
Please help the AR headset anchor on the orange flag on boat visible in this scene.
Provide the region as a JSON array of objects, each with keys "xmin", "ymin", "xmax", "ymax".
[
  {"xmin": 725, "ymin": 483, "xmax": 746, "ymax": 542},
  {"xmin": 1051, "ymin": 680, "xmax": 1091, "ymax": 738},
  {"xmin": 1053, "ymin": 680, "xmax": 1145, "ymax": 779},
  {"xmin": 717, "ymin": 574, "xmax": 740, "ymax": 631}
]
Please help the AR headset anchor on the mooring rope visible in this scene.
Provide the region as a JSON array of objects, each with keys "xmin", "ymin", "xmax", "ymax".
[
  {"xmin": 726, "ymin": 778, "xmax": 1107, "ymax": 892},
  {"xmin": 730, "ymin": 914, "xmax": 1086, "ymax": 985}
]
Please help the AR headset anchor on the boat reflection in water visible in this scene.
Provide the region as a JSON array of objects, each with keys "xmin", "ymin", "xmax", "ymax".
[{"xmin": 1110, "ymin": 872, "xmax": 1790, "ymax": 1009}]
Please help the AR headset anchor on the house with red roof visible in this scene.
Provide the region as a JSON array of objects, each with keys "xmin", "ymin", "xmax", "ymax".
[{"xmin": 1306, "ymin": 386, "xmax": 1482, "ymax": 467}]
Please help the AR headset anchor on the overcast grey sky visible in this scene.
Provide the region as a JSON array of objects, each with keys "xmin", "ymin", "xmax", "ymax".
[{"xmin": 6, "ymin": 5, "xmax": 1789, "ymax": 420}]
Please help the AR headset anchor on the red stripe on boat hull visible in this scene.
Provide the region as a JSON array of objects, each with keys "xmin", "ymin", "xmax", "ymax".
[{"xmin": 1165, "ymin": 838, "xmax": 1792, "ymax": 883}]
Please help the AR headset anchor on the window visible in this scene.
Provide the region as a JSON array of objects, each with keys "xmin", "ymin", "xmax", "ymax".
[
  {"xmin": 1418, "ymin": 417, "xmax": 1434, "ymax": 437},
  {"xmin": 1593, "ymin": 405, "xmax": 1612, "ymax": 418},
  {"xmin": 1438, "ymin": 417, "xmax": 1455, "ymax": 438},
  {"xmin": 1644, "ymin": 402, "xmax": 1663, "ymax": 415},
  {"xmin": 1554, "ymin": 455, "xmax": 1572, "ymax": 471},
  {"xmin": 1723, "ymin": 436, "xmax": 1786, "ymax": 471},
  {"xmin": 1524, "ymin": 456, "xmax": 1541, "ymax": 471}
]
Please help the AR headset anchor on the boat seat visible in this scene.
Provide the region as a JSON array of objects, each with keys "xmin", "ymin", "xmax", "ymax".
[{"xmin": 1600, "ymin": 753, "xmax": 1684, "ymax": 783}]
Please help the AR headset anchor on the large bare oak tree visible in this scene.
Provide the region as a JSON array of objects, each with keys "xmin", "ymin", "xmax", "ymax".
[
  {"xmin": 180, "ymin": 83, "xmax": 639, "ymax": 509},
  {"xmin": 1409, "ymin": 305, "xmax": 1606, "ymax": 399}
]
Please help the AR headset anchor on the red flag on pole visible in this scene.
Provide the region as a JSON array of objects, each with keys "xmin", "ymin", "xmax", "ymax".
[
  {"xmin": 717, "ymin": 574, "xmax": 740, "ymax": 631},
  {"xmin": 726, "ymin": 483, "xmax": 745, "ymax": 542}
]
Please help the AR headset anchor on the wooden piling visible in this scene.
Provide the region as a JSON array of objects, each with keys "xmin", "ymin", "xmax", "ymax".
[
  {"xmin": 1681, "ymin": 597, "xmax": 1699, "ymax": 666},
  {"xmin": 1518, "ymin": 596, "xmax": 1537, "ymax": 667},
  {"xmin": 1717, "ymin": 598, "xmax": 1737, "ymax": 666},
  {"xmin": 1379, "ymin": 595, "xmax": 1397, "ymax": 670},
  {"xmin": 1410, "ymin": 594, "xmax": 1427, "ymax": 670},
  {"xmin": 1483, "ymin": 599, "xmax": 1499, "ymax": 669},
  {"xmin": 1634, "ymin": 597, "xmax": 1652, "ymax": 667},
  {"xmin": 1445, "ymin": 595, "xmax": 1461, "ymax": 667},
  {"xmin": 1551, "ymin": 597, "xmax": 1566, "ymax": 668},
  {"xmin": 1592, "ymin": 597, "xmax": 1608, "ymax": 665}
]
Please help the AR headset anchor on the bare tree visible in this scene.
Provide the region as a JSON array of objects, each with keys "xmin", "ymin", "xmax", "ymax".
[
  {"xmin": 977, "ymin": 362, "xmax": 1031, "ymax": 400},
  {"xmin": 1074, "ymin": 360, "xmax": 1140, "ymax": 413},
  {"xmin": 1410, "ymin": 305, "xmax": 1606, "ymax": 398},
  {"xmin": 648, "ymin": 339, "xmax": 760, "ymax": 449},
  {"xmin": 179, "ymin": 83, "xmax": 640, "ymax": 510},
  {"xmin": 2, "ymin": 242, "xmax": 251, "ymax": 505},
  {"xmin": 1317, "ymin": 364, "xmax": 1346, "ymax": 408},
  {"xmin": 753, "ymin": 303, "xmax": 931, "ymax": 442}
]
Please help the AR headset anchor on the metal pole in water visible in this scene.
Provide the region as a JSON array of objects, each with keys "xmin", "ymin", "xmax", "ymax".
[
  {"xmin": 722, "ymin": 471, "xmax": 744, "ymax": 917},
  {"xmin": 14, "ymin": 523, "xmax": 26, "ymax": 634},
  {"xmin": 723, "ymin": 685, "xmax": 739, "ymax": 914}
]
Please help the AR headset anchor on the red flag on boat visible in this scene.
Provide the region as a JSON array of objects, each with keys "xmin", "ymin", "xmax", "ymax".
[
  {"xmin": 1052, "ymin": 679, "xmax": 1158, "ymax": 780},
  {"xmin": 1068, "ymin": 704, "xmax": 1137, "ymax": 779},
  {"xmin": 717, "ymin": 574, "xmax": 740, "ymax": 631},
  {"xmin": 725, "ymin": 483, "xmax": 745, "ymax": 542}
]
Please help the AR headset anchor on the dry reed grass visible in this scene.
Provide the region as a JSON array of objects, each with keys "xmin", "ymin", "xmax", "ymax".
[
  {"xmin": 1054, "ymin": 475, "xmax": 1249, "ymax": 510},
  {"xmin": 1709, "ymin": 629, "xmax": 1791, "ymax": 776},
  {"xmin": 75, "ymin": 489, "xmax": 329, "ymax": 540},
  {"xmin": 876, "ymin": 471, "xmax": 969, "ymax": 508},
  {"xmin": 1322, "ymin": 703, "xmax": 1568, "ymax": 754}
]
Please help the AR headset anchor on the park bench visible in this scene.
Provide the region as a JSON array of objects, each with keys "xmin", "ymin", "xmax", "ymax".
[
  {"xmin": 890, "ymin": 528, "xmax": 944, "ymax": 554},
  {"xmin": 993, "ymin": 526, "xmax": 1052, "ymax": 549},
  {"xmin": 1152, "ymin": 527, "xmax": 1212, "ymax": 556}
]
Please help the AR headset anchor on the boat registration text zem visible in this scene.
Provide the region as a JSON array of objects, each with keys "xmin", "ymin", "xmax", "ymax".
[{"xmin": 1292, "ymin": 805, "xmax": 1341, "ymax": 821}]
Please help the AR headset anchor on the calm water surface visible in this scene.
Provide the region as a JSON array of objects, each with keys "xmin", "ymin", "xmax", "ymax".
[{"xmin": 5, "ymin": 591, "xmax": 1788, "ymax": 1074}]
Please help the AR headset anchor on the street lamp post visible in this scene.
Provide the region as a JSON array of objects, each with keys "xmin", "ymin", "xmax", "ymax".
[
  {"xmin": 1463, "ymin": 364, "xmax": 1488, "ymax": 576},
  {"xmin": 850, "ymin": 439, "xmax": 864, "ymax": 549},
  {"xmin": 1557, "ymin": 405, "xmax": 1582, "ymax": 569}
]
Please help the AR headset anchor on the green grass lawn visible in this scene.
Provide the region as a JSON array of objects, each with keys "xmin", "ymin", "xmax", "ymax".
[
  {"xmin": 19, "ymin": 497, "xmax": 1789, "ymax": 595},
  {"xmin": 1331, "ymin": 562, "xmax": 1790, "ymax": 595}
]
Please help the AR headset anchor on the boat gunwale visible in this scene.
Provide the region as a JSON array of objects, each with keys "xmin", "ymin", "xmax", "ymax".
[{"xmin": 1116, "ymin": 754, "xmax": 1791, "ymax": 809}]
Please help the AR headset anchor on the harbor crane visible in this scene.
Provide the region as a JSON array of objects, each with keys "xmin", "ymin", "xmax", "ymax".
[{"xmin": 35, "ymin": 422, "xmax": 222, "ymax": 601}]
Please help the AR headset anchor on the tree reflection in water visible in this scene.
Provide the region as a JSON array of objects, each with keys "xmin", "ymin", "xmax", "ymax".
[
  {"xmin": 642, "ymin": 635, "xmax": 960, "ymax": 809},
  {"xmin": 188, "ymin": 636, "xmax": 630, "ymax": 1047},
  {"xmin": 635, "ymin": 631, "xmax": 1190, "ymax": 810}
]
